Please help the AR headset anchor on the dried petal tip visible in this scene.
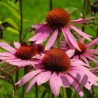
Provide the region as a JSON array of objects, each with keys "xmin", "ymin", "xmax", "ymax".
[{"xmin": 46, "ymin": 8, "xmax": 70, "ymax": 30}]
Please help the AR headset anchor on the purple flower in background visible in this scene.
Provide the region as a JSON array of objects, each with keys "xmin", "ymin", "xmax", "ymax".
[
  {"xmin": 29, "ymin": 8, "xmax": 92, "ymax": 50},
  {"xmin": 0, "ymin": 42, "xmax": 39, "ymax": 67},
  {"xmin": 62, "ymin": 38, "xmax": 98, "ymax": 64},
  {"xmin": 16, "ymin": 48, "xmax": 98, "ymax": 97}
]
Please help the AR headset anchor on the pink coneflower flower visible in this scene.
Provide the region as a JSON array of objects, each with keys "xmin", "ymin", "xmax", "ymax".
[
  {"xmin": 16, "ymin": 48, "xmax": 98, "ymax": 97},
  {"xmin": 0, "ymin": 42, "xmax": 39, "ymax": 67},
  {"xmin": 62, "ymin": 38, "xmax": 98, "ymax": 64},
  {"xmin": 29, "ymin": 8, "xmax": 92, "ymax": 50}
]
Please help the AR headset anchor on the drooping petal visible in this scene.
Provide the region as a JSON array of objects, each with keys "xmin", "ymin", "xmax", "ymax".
[
  {"xmin": 27, "ymin": 75, "xmax": 38, "ymax": 92},
  {"xmin": 29, "ymin": 25, "xmax": 50, "ymax": 42},
  {"xmin": 83, "ymin": 54, "xmax": 98, "ymax": 63},
  {"xmin": 35, "ymin": 30, "xmax": 50, "ymax": 44},
  {"xmin": 86, "ymin": 49, "xmax": 98, "ymax": 54},
  {"xmin": 28, "ymin": 31, "xmax": 44, "ymax": 41},
  {"xmin": 0, "ymin": 52, "xmax": 14, "ymax": 57},
  {"xmin": 14, "ymin": 42, "xmax": 21, "ymax": 49},
  {"xmin": 32, "ymin": 24, "xmax": 45, "ymax": 29},
  {"xmin": 63, "ymin": 27, "xmax": 80, "ymax": 50},
  {"xmin": 50, "ymin": 72, "xmax": 62, "ymax": 96},
  {"xmin": 80, "ymin": 75, "xmax": 91, "ymax": 90},
  {"xmin": 86, "ymin": 38, "xmax": 98, "ymax": 48},
  {"xmin": 66, "ymin": 49, "xmax": 75, "ymax": 58},
  {"xmin": 70, "ymin": 24, "xmax": 92, "ymax": 41},
  {"xmin": 37, "ymin": 71, "xmax": 51, "ymax": 85},
  {"xmin": 45, "ymin": 29, "xmax": 58, "ymax": 50},
  {"xmin": 0, "ymin": 42, "xmax": 16, "ymax": 53},
  {"xmin": 60, "ymin": 74, "xmax": 70, "ymax": 87},
  {"xmin": 6, "ymin": 60, "xmax": 38, "ymax": 67},
  {"xmin": 61, "ymin": 28, "xmax": 74, "ymax": 48},
  {"xmin": 71, "ymin": 59, "xmax": 89, "ymax": 66},
  {"xmin": 70, "ymin": 17, "xmax": 94, "ymax": 24},
  {"xmin": 15, "ymin": 69, "xmax": 42, "ymax": 86},
  {"xmin": 68, "ymin": 73, "xmax": 84, "ymax": 97},
  {"xmin": 80, "ymin": 55, "xmax": 89, "ymax": 65}
]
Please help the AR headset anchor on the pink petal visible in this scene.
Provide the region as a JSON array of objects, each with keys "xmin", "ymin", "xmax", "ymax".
[
  {"xmin": 68, "ymin": 73, "xmax": 84, "ymax": 97},
  {"xmin": 28, "ymin": 31, "xmax": 43, "ymax": 41},
  {"xmin": 35, "ymin": 30, "xmax": 50, "ymax": 44},
  {"xmin": 86, "ymin": 38, "xmax": 98, "ymax": 47},
  {"xmin": 73, "ymin": 55, "xmax": 79, "ymax": 59},
  {"xmin": 83, "ymin": 54, "xmax": 98, "ymax": 63},
  {"xmin": 27, "ymin": 76, "xmax": 38, "ymax": 92},
  {"xmin": 14, "ymin": 42, "xmax": 21, "ymax": 49},
  {"xmin": 0, "ymin": 52, "xmax": 14, "ymax": 56},
  {"xmin": 63, "ymin": 27, "xmax": 80, "ymax": 50},
  {"xmin": 86, "ymin": 49, "xmax": 98, "ymax": 54},
  {"xmin": 81, "ymin": 75, "xmax": 91, "ymax": 90},
  {"xmin": 80, "ymin": 55, "xmax": 89, "ymax": 65},
  {"xmin": 71, "ymin": 59, "xmax": 89, "ymax": 66},
  {"xmin": 50, "ymin": 72, "xmax": 62, "ymax": 96},
  {"xmin": 66, "ymin": 49, "xmax": 75, "ymax": 58},
  {"xmin": 70, "ymin": 24, "xmax": 92, "ymax": 41},
  {"xmin": 60, "ymin": 74, "xmax": 70, "ymax": 87},
  {"xmin": 29, "ymin": 25, "xmax": 50, "ymax": 42},
  {"xmin": 16, "ymin": 69, "xmax": 42, "ymax": 86},
  {"xmin": 37, "ymin": 71, "xmax": 51, "ymax": 85},
  {"xmin": 71, "ymin": 17, "xmax": 94, "ymax": 24},
  {"xmin": 61, "ymin": 28, "xmax": 74, "ymax": 48},
  {"xmin": 32, "ymin": 24, "xmax": 45, "ymax": 29},
  {"xmin": 45, "ymin": 29, "xmax": 58, "ymax": 50},
  {"xmin": 7, "ymin": 60, "xmax": 37, "ymax": 67},
  {"xmin": 0, "ymin": 42, "xmax": 16, "ymax": 53}
]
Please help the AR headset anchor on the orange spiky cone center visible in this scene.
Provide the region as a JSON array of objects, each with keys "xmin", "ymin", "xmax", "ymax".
[
  {"xmin": 46, "ymin": 8, "xmax": 70, "ymax": 30},
  {"xmin": 75, "ymin": 42, "xmax": 86, "ymax": 55},
  {"xmin": 15, "ymin": 45, "xmax": 38, "ymax": 60},
  {"xmin": 42, "ymin": 48, "xmax": 71, "ymax": 73}
]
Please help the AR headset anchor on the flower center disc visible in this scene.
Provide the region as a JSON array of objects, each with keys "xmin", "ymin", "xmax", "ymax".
[
  {"xmin": 75, "ymin": 42, "xmax": 86, "ymax": 55},
  {"xmin": 46, "ymin": 8, "xmax": 70, "ymax": 30},
  {"xmin": 15, "ymin": 45, "xmax": 38, "ymax": 60},
  {"xmin": 42, "ymin": 48, "xmax": 71, "ymax": 73}
]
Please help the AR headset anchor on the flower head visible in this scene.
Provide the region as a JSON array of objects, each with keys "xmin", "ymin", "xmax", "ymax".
[
  {"xmin": 29, "ymin": 8, "xmax": 92, "ymax": 50},
  {"xmin": 0, "ymin": 42, "xmax": 42, "ymax": 67},
  {"xmin": 16, "ymin": 48, "xmax": 98, "ymax": 97},
  {"xmin": 62, "ymin": 38, "xmax": 98, "ymax": 64}
]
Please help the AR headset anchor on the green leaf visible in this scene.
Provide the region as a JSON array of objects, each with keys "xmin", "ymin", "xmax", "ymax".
[
  {"xmin": 0, "ymin": 2, "xmax": 20, "ymax": 19},
  {"xmin": 0, "ymin": 69, "xmax": 14, "ymax": 85},
  {"xmin": 6, "ymin": 27, "xmax": 19, "ymax": 34},
  {"xmin": 65, "ymin": 7, "xmax": 78, "ymax": 14},
  {"xmin": 4, "ymin": 18, "xmax": 18, "ymax": 29}
]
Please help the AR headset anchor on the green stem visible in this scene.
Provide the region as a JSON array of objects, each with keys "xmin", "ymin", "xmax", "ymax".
[
  {"xmin": 21, "ymin": 84, "xmax": 25, "ymax": 98},
  {"xmin": 21, "ymin": 66, "xmax": 28, "ymax": 98},
  {"xmin": 15, "ymin": 71, "xmax": 19, "ymax": 82},
  {"xmin": 19, "ymin": 0, "xmax": 23, "ymax": 43},
  {"xmin": 50, "ymin": 0, "xmax": 53, "ymax": 11},
  {"xmin": 57, "ymin": 33, "xmax": 62, "ymax": 48},
  {"xmin": 41, "ymin": 90, "xmax": 47, "ymax": 98},
  {"xmin": 82, "ymin": 0, "xmax": 88, "ymax": 32},
  {"xmin": 15, "ymin": 0, "xmax": 23, "ymax": 88},
  {"xmin": 62, "ymin": 88, "xmax": 67, "ymax": 98},
  {"xmin": 13, "ymin": 85, "xmax": 17, "ymax": 98},
  {"xmin": 35, "ymin": 83, "xmax": 38, "ymax": 98}
]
